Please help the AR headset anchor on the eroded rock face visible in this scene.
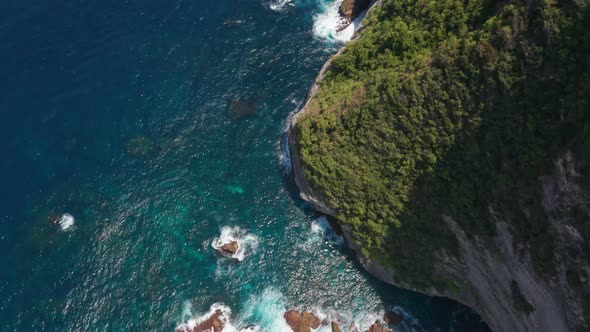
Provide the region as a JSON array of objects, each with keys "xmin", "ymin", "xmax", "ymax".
[
  {"xmin": 175, "ymin": 309, "xmax": 225, "ymax": 332},
  {"xmin": 220, "ymin": 241, "xmax": 239, "ymax": 255},
  {"xmin": 339, "ymin": 0, "xmax": 371, "ymax": 22},
  {"xmin": 284, "ymin": 310, "xmax": 321, "ymax": 332}
]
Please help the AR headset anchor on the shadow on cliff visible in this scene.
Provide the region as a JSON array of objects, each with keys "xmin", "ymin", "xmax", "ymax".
[{"xmin": 375, "ymin": 1, "xmax": 590, "ymax": 329}]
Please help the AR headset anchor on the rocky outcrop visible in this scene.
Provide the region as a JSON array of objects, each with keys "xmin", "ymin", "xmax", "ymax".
[
  {"xmin": 339, "ymin": 0, "xmax": 371, "ymax": 23},
  {"xmin": 220, "ymin": 241, "xmax": 239, "ymax": 255},
  {"xmin": 175, "ymin": 309, "xmax": 225, "ymax": 332},
  {"xmin": 284, "ymin": 310, "xmax": 321, "ymax": 332}
]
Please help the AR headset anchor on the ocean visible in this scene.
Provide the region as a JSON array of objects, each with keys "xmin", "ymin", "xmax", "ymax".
[{"xmin": 0, "ymin": 0, "xmax": 488, "ymax": 330}]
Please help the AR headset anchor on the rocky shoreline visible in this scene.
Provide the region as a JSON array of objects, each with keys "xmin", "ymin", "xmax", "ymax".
[
  {"xmin": 176, "ymin": 305, "xmax": 406, "ymax": 332},
  {"xmin": 287, "ymin": 0, "xmax": 405, "ymax": 290}
]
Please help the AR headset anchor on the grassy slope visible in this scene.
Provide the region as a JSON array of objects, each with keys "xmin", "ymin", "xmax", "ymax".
[{"xmin": 296, "ymin": 0, "xmax": 590, "ymax": 291}]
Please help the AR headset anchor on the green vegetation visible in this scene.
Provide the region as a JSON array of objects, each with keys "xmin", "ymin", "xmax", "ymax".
[{"xmin": 295, "ymin": 0, "xmax": 590, "ymax": 289}]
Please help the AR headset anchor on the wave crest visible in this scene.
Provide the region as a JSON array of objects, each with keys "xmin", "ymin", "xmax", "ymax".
[{"xmin": 311, "ymin": 216, "xmax": 344, "ymax": 246}]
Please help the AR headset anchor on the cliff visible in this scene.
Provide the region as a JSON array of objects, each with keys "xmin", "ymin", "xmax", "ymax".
[{"xmin": 288, "ymin": 0, "xmax": 590, "ymax": 331}]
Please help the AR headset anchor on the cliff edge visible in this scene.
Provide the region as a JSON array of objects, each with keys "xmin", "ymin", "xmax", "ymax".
[{"xmin": 288, "ymin": 0, "xmax": 590, "ymax": 331}]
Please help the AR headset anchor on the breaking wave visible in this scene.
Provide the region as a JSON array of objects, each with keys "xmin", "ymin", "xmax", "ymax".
[
  {"xmin": 57, "ymin": 213, "xmax": 75, "ymax": 231},
  {"xmin": 279, "ymin": 101, "xmax": 305, "ymax": 175},
  {"xmin": 175, "ymin": 290, "xmax": 420, "ymax": 332},
  {"xmin": 311, "ymin": 216, "xmax": 344, "ymax": 246},
  {"xmin": 211, "ymin": 226, "xmax": 260, "ymax": 262},
  {"xmin": 279, "ymin": 134, "xmax": 292, "ymax": 175},
  {"xmin": 238, "ymin": 288, "xmax": 292, "ymax": 331},
  {"xmin": 176, "ymin": 302, "xmax": 259, "ymax": 332},
  {"xmin": 312, "ymin": 0, "xmax": 369, "ymax": 42}
]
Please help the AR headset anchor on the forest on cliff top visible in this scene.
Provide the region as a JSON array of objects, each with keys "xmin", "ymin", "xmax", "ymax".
[{"xmin": 295, "ymin": 0, "xmax": 590, "ymax": 307}]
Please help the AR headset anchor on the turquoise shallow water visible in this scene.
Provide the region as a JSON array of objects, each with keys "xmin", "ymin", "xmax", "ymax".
[{"xmin": 0, "ymin": 0, "xmax": 488, "ymax": 331}]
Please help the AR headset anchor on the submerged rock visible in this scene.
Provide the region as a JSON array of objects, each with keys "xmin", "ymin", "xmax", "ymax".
[
  {"xmin": 229, "ymin": 99, "xmax": 257, "ymax": 119},
  {"xmin": 383, "ymin": 311, "xmax": 403, "ymax": 325},
  {"xmin": 338, "ymin": 0, "xmax": 371, "ymax": 24},
  {"xmin": 126, "ymin": 136, "xmax": 155, "ymax": 158},
  {"xmin": 284, "ymin": 310, "xmax": 321, "ymax": 332},
  {"xmin": 220, "ymin": 241, "xmax": 239, "ymax": 255}
]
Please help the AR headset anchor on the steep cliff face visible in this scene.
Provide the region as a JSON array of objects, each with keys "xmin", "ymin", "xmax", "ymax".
[
  {"xmin": 291, "ymin": 93, "xmax": 590, "ymax": 332},
  {"xmin": 289, "ymin": 0, "xmax": 590, "ymax": 330},
  {"xmin": 293, "ymin": 111, "xmax": 589, "ymax": 331},
  {"xmin": 434, "ymin": 151, "xmax": 590, "ymax": 331}
]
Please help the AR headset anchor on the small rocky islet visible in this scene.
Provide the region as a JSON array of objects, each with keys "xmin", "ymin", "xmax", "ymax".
[
  {"xmin": 212, "ymin": 239, "xmax": 241, "ymax": 259},
  {"xmin": 283, "ymin": 310, "xmax": 321, "ymax": 332},
  {"xmin": 219, "ymin": 241, "xmax": 239, "ymax": 256}
]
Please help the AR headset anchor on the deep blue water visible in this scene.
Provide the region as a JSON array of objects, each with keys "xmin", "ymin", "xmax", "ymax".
[{"xmin": 0, "ymin": 0, "xmax": 489, "ymax": 331}]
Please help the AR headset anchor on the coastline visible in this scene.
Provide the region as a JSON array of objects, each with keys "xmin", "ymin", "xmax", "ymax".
[
  {"xmin": 287, "ymin": 0, "xmax": 412, "ymax": 292},
  {"xmin": 286, "ymin": 1, "xmax": 585, "ymax": 330}
]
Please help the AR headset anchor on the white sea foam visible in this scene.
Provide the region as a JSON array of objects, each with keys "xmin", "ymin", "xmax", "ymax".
[
  {"xmin": 238, "ymin": 288, "xmax": 293, "ymax": 331},
  {"xmin": 311, "ymin": 216, "xmax": 344, "ymax": 246},
  {"xmin": 279, "ymin": 101, "xmax": 305, "ymax": 176},
  {"xmin": 312, "ymin": 0, "xmax": 369, "ymax": 42},
  {"xmin": 211, "ymin": 226, "xmax": 259, "ymax": 262},
  {"xmin": 269, "ymin": 0, "xmax": 293, "ymax": 12},
  {"xmin": 176, "ymin": 302, "xmax": 259, "ymax": 332},
  {"xmin": 279, "ymin": 135, "xmax": 292, "ymax": 175},
  {"xmin": 176, "ymin": 291, "xmax": 415, "ymax": 332},
  {"xmin": 57, "ymin": 213, "xmax": 75, "ymax": 231}
]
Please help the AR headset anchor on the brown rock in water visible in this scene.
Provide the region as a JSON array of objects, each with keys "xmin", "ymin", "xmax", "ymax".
[
  {"xmin": 220, "ymin": 241, "xmax": 239, "ymax": 255},
  {"xmin": 229, "ymin": 99, "xmax": 256, "ymax": 119},
  {"xmin": 284, "ymin": 310, "xmax": 321, "ymax": 332},
  {"xmin": 338, "ymin": 0, "xmax": 371, "ymax": 23},
  {"xmin": 331, "ymin": 321, "xmax": 343, "ymax": 332},
  {"xmin": 383, "ymin": 311, "xmax": 403, "ymax": 325},
  {"xmin": 175, "ymin": 309, "xmax": 225, "ymax": 332},
  {"xmin": 366, "ymin": 321, "xmax": 393, "ymax": 332}
]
